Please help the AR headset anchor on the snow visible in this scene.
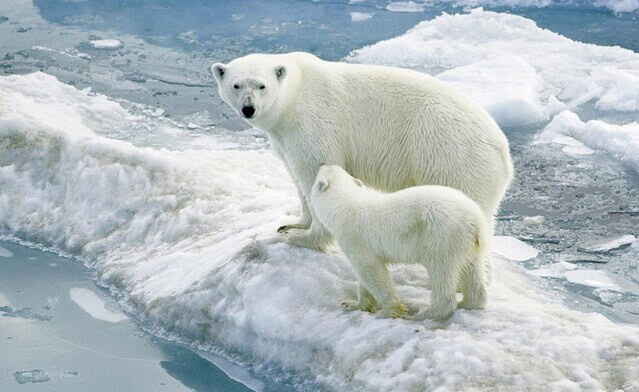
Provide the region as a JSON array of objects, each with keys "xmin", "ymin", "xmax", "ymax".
[
  {"xmin": 386, "ymin": 1, "xmax": 425, "ymax": 12},
  {"xmin": 578, "ymin": 235, "xmax": 637, "ymax": 253},
  {"xmin": 89, "ymin": 39, "xmax": 124, "ymax": 49},
  {"xmin": 0, "ymin": 245, "xmax": 13, "ymax": 258},
  {"xmin": 2, "ymin": 72, "xmax": 638, "ymax": 390},
  {"xmin": 350, "ymin": 12, "xmax": 373, "ymax": 22},
  {"xmin": 492, "ymin": 236, "xmax": 539, "ymax": 261},
  {"xmin": 349, "ymin": 9, "xmax": 639, "ymax": 127},
  {"xmin": 69, "ymin": 288, "xmax": 128, "ymax": 323},
  {"xmin": 541, "ymin": 110, "xmax": 639, "ymax": 175}
]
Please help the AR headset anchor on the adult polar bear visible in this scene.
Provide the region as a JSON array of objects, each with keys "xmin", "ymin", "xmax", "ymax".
[{"xmin": 211, "ymin": 52, "xmax": 513, "ymax": 266}]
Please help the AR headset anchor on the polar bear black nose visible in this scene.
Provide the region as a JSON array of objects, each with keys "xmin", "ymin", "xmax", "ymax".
[{"xmin": 242, "ymin": 106, "xmax": 256, "ymax": 118}]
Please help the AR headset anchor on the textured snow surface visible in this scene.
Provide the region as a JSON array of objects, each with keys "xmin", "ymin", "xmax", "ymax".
[
  {"xmin": 349, "ymin": 9, "xmax": 639, "ymax": 127},
  {"xmin": 2, "ymin": 72, "xmax": 639, "ymax": 391}
]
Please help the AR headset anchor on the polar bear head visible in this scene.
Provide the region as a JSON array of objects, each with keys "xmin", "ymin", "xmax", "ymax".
[
  {"xmin": 211, "ymin": 54, "xmax": 287, "ymax": 123},
  {"xmin": 313, "ymin": 165, "xmax": 364, "ymax": 195}
]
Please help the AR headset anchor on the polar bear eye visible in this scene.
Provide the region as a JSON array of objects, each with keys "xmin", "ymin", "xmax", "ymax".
[
  {"xmin": 259, "ymin": 84, "xmax": 266, "ymax": 90},
  {"xmin": 233, "ymin": 84, "xmax": 240, "ymax": 90}
]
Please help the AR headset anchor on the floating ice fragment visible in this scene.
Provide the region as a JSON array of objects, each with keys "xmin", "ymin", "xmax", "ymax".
[
  {"xmin": 69, "ymin": 288, "xmax": 127, "ymax": 323},
  {"xmin": 0, "ymin": 245, "xmax": 13, "ymax": 257},
  {"xmin": 564, "ymin": 270, "xmax": 623, "ymax": 292},
  {"xmin": 386, "ymin": 1, "xmax": 425, "ymax": 12},
  {"xmin": 350, "ymin": 12, "xmax": 373, "ymax": 22},
  {"xmin": 493, "ymin": 236, "xmax": 539, "ymax": 261},
  {"xmin": 89, "ymin": 39, "xmax": 123, "ymax": 49},
  {"xmin": 577, "ymin": 235, "xmax": 636, "ymax": 253},
  {"xmin": 528, "ymin": 261, "xmax": 577, "ymax": 278},
  {"xmin": 523, "ymin": 215, "xmax": 544, "ymax": 227},
  {"xmin": 13, "ymin": 370, "xmax": 50, "ymax": 384}
]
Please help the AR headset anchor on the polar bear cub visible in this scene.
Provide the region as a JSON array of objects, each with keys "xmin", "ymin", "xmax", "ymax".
[{"xmin": 311, "ymin": 165, "xmax": 488, "ymax": 320}]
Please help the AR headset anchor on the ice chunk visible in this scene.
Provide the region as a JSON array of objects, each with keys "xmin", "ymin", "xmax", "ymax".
[
  {"xmin": 350, "ymin": 12, "xmax": 373, "ymax": 22},
  {"xmin": 493, "ymin": 236, "xmax": 540, "ymax": 261},
  {"xmin": 523, "ymin": 215, "xmax": 544, "ymax": 227},
  {"xmin": 13, "ymin": 370, "xmax": 50, "ymax": 384},
  {"xmin": 578, "ymin": 234, "xmax": 637, "ymax": 253},
  {"xmin": 528, "ymin": 260, "xmax": 577, "ymax": 278},
  {"xmin": 0, "ymin": 245, "xmax": 13, "ymax": 257},
  {"xmin": 89, "ymin": 39, "xmax": 124, "ymax": 49},
  {"xmin": 386, "ymin": 1, "xmax": 425, "ymax": 12},
  {"xmin": 349, "ymin": 9, "xmax": 639, "ymax": 127},
  {"xmin": 542, "ymin": 111, "xmax": 639, "ymax": 175},
  {"xmin": 529, "ymin": 263, "xmax": 631, "ymax": 293},
  {"xmin": 69, "ymin": 288, "xmax": 127, "ymax": 323}
]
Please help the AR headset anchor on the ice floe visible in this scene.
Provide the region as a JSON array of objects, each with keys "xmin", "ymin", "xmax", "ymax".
[
  {"xmin": 578, "ymin": 234, "xmax": 637, "ymax": 253},
  {"xmin": 2, "ymin": 72, "xmax": 638, "ymax": 390},
  {"xmin": 492, "ymin": 236, "xmax": 539, "ymax": 261},
  {"xmin": 349, "ymin": 9, "xmax": 639, "ymax": 127},
  {"xmin": 69, "ymin": 288, "xmax": 128, "ymax": 323},
  {"xmin": 541, "ymin": 110, "xmax": 639, "ymax": 175},
  {"xmin": 350, "ymin": 12, "xmax": 373, "ymax": 22},
  {"xmin": 89, "ymin": 39, "xmax": 124, "ymax": 49},
  {"xmin": 0, "ymin": 245, "xmax": 13, "ymax": 257}
]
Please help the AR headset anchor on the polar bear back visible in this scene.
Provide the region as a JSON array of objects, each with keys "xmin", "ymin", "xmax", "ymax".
[{"xmin": 272, "ymin": 53, "xmax": 512, "ymax": 217}]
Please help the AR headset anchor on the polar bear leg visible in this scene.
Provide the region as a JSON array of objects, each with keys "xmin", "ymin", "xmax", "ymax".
[
  {"xmin": 349, "ymin": 258, "xmax": 407, "ymax": 319},
  {"xmin": 278, "ymin": 180, "xmax": 312, "ymax": 233},
  {"xmin": 415, "ymin": 257, "xmax": 459, "ymax": 320},
  {"xmin": 341, "ymin": 283, "xmax": 379, "ymax": 313},
  {"xmin": 459, "ymin": 253, "xmax": 488, "ymax": 311},
  {"xmin": 283, "ymin": 219, "xmax": 332, "ymax": 251}
]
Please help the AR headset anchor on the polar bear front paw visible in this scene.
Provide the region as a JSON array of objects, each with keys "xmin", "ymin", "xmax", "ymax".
[
  {"xmin": 277, "ymin": 222, "xmax": 310, "ymax": 233},
  {"xmin": 282, "ymin": 228, "xmax": 328, "ymax": 251}
]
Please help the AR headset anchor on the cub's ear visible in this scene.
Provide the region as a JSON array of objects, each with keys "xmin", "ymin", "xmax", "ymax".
[
  {"xmin": 354, "ymin": 179, "xmax": 364, "ymax": 188},
  {"xmin": 275, "ymin": 65, "xmax": 287, "ymax": 81},
  {"xmin": 211, "ymin": 63, "xmax": 226, "ymax": 82},
  {"xmin": 317, "ymin": 179, "xmax": 330, "ymax": 192}
]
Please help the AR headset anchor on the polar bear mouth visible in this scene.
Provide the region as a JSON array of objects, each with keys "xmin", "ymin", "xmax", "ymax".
[{"xmin": 241, "ymin": 106, "xmax": 256, "ymax": 118}]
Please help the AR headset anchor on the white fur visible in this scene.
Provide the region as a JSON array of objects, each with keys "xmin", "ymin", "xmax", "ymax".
[
  {"xmin": 311, "ymin": 165, "xmax": 488, "ymax": 320},
  {"xmin": 211, "ymin": 53, "xmax": 513, "ymax": 267}
]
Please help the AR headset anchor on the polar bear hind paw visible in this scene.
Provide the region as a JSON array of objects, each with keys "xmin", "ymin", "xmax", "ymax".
[{"xmin": 376, "ymin": 302, "xmax": 409, "ymax": 319}]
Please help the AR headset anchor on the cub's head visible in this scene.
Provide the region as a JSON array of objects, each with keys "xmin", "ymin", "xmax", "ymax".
[
  {"xmin": 313, "ymin": 165, "xmax": 364, "ymax": 197},
  {"xmin": 211, "ymin": 55, "xmax": 287, "ymax": 123}
]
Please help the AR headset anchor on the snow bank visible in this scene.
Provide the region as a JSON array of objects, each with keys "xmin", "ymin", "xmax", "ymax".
[
  {"xmin": 2, "ymin": 72, "xmax": 639, "ymax": 391},
  {"xmin": 349, "ymin": 9, "xmax": 639, "ymax": 127},
  {"xmin": 540, "ymin": 110, "xmax": 639, "ymax": 174}
]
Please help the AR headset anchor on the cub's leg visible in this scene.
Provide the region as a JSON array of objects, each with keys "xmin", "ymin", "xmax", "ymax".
[
  {"xmin": 459, "ymin": 253, "xmax": 487, "ymax": 310},
  {"xmin": 414, "ymin": 255, "xmax": 460, "ymax": 320},
  {"xmin": 348, "ymin": 255, "xmax": 407, "ymax": 319},
  {"xmin": 341, "ymin": 283, "xmax": 380, "ymax": 313}
]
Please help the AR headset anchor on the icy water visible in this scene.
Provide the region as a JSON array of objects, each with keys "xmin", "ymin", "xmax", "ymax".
[
  {"xmin": 0, "ymin": 240, "xmax": 279, "ymax": 392},
  {"xmin": 1, "ymin": 0, "xmax": 639, "ymax": 391}
]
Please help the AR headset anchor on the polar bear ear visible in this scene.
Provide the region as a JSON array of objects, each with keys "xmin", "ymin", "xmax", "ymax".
[
  {"xmin": 211, "ymin": 63, "xmax": 226, "ymax": 82},
  {"xmin": 318, "ymin": 179, "xmax": 330, "ymax": 192},
  {"xmin": 354, "ymin": 179, "xmax": 364, "ymax": 188},
  {"xmin": 275, "ymin": 65, "xmax": 287, "ymax": 81}
]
